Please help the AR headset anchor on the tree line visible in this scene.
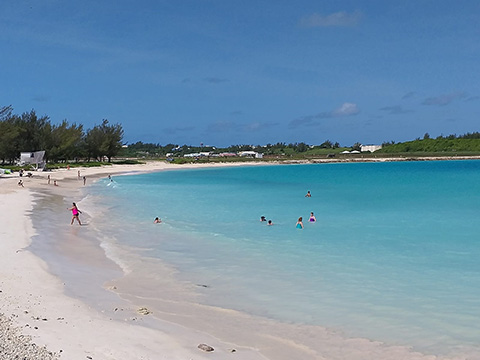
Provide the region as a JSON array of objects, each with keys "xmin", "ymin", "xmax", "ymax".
[
  {"xmin": 3, "ymin": 104, "xmax": 479, "ymax": 164},
  {"xmin": 0, "ymin": 105, "xmax": 124, "ymax": 164}
]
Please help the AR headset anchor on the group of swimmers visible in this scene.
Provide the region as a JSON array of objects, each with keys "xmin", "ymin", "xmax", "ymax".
[
  {"xmin": 295, "ymin": 212, "xmax": 316, "ymax": 229},
  {"xmin": 297, "ymin": 191, "xmax": 317, "ymax": 229},
  {"xmin": 260, "ymin": 216, "xmax": 274, "ymax": 225},
  {"xmin": 261, "ymin": 190, "xmax": 316, "ymax": 229}
]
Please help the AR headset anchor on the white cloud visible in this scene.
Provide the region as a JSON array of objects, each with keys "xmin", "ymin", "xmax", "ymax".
[
  {"xmin": 289, "ymin": 102, "xmax": 360, "ymax": 129},
  {"xmin": 332, "ymin": 102, "xmax": 360, "ymax": 117},
  {"xmin": 300, "ymin": 10, "xmax": 362, "ymax": 28}
]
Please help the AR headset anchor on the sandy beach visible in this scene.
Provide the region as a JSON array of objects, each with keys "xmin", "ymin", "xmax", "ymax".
[
  {"xmin": 0, "ymin": 162, "xmax": 272, "ymax": 359},
  {"xmin": 0, "ymin": 160, "xmax": 475, "ymax": 360}
]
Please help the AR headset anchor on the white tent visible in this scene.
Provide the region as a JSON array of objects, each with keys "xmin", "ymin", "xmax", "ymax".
[{"xmin": 19, "ymin": 151, "xmax": 46, "ymax": 170}]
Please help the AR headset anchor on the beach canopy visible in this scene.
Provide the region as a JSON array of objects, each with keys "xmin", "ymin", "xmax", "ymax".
[
  {"xmin": 341, "ymin": 150, "xmax": 351, "ymax": 154},
  {"xmin": 19, "ymin": 151, "xmax": 46, "ymax": 170}
]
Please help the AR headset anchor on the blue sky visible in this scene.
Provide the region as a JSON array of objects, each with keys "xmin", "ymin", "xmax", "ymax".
[{"xmin": 1, "ymin": 1, "xmax": 479, "ymax": 147}]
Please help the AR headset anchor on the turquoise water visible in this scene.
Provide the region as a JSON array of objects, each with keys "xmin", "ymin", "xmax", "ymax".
[{"xmin": 86, "ymin": 161, "xmax": 480, "ymax": 355}]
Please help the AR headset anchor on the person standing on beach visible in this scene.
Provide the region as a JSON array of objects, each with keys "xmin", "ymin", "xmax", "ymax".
[
  {"xmin": 83, "ymin": 176, "xmax": 86, "ymax": 186},
  {"xmin": 68, "ymin": 203, "xmax": 82, "ymax": 225}
]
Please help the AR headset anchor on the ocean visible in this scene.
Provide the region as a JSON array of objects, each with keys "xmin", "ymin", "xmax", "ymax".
[{"xmin": 81, "ymin": 160, "xmax": 480, "ymax": 357}]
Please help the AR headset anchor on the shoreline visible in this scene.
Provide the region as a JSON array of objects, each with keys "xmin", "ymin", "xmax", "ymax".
[
  {"xmin": 0, "ymin": 159, "xmax": 477, "ymax": 359},
  {"xmin": 0, "ymin": 161, "xmax": 272, "ymax": 360}
]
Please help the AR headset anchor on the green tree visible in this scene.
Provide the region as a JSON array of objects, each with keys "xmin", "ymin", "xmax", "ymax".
[
  {"xmin": 44, "ymin": 120, "xmax": 84, "ymax": 162},
  {"xmin": 351, "ymin": 142, "xmax": 362, "ymax": 151},
  {"xmin": 320, "ymin": 140, "xmax": 333, "ymax": 149},
  {"xmin": 0, "ymin": 118, "xmax": 20, "ymax": 163},
  {"xmin": 100, "ymin": 120, "xmax": 124, "ymax": 161},
  {"xmin": 85, "ymin": 119, "xmax": 124, "ymax": 162},
  {"xmin": 85, "ymin": 125, "xmax": 104, "ymax": 161},
  {"xmin": 13, "ymin": 110, "xmax": 50, "ymax": 152},
  {"xmin": 0, "ymin": 105, "xmax": 13, "ymax": 121},
  {"xmin": 295, "ymin": 142, "xmax": 308, "ymax": 152}
]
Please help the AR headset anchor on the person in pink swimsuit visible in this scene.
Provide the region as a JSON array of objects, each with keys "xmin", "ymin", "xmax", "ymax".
[{"xmin": 68, "ymin": 202, "xmax": 82, "ymax": 225}]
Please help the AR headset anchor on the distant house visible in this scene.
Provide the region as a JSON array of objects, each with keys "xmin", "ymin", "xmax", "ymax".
[
  {"xmin": 238, "ymin": 151, "xmax": 263, "ymax": 159},
  {"xmin": 361, "ymin": 145, "xmax": 382, "ymax": 152},
  {"xmin": 184, "ymin": 152, "xmax": 212, "ymax": 158}
]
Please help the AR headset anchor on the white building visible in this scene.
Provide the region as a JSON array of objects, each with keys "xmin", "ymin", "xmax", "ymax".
[
  {"xmin": 238, "ymin": 151, "xmax": 263, "ymax": 158},
  {"xmin": 360, "ymin": 145, "xmax": 382, "ymax": 152}
]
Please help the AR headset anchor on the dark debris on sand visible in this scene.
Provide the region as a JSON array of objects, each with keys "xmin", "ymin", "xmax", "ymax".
[{"xmin": 0, "ymin": 313, "xmax": 60, "ymax": 360}]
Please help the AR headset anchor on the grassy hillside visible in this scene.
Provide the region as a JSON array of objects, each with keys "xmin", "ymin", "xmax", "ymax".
[{"xmin": 378, "ymin": 138, "xmax": 480, "ymax": 154}]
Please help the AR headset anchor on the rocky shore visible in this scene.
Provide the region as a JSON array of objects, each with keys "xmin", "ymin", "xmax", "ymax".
[{"xmin": 0, "ymin": 313, "xmax": 59, "ymax": 359}]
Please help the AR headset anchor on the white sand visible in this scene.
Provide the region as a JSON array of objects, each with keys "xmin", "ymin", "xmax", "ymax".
[{"xmin": 0, "ymin": 160, "xmax": 475, "ymax": 360}]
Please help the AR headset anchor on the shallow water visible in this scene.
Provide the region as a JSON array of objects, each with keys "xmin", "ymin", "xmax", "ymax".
[{"xmin": 83, "ymin": 161, "xmax": 480, "ymax": 356}]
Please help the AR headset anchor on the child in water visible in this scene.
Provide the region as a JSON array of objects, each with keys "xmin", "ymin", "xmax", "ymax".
[{"xmin": 68, "ymin": 203, "xmax": 82, "ymax": 225}]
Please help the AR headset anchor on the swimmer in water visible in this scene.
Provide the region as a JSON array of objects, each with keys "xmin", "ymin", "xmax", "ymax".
[
  {"xmin": 305, "ymin": 191, "xmax": 311, "ymax": 197},
  {"xmin": 309, "ymin": 212, "xmax": 316, "ymax": 222},
  {"xmin": 260, "ymin": 216, "xmax": 266, "ymax": 222},
  {"xmin": 267, "ymin": 220, "xmax": 273, "ymax": 225},
  {"xmin": 296, "ymin": 217, "xmax": 304, "ymax": 229},
  {"xmin": 154, "ymin": 217, "xmax": 162, "ymax": 224}
]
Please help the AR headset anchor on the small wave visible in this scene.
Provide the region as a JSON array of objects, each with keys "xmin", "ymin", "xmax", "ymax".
[{"xmin": 99, "ymin": 238, "xmax": 133, "ymax": 275}]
